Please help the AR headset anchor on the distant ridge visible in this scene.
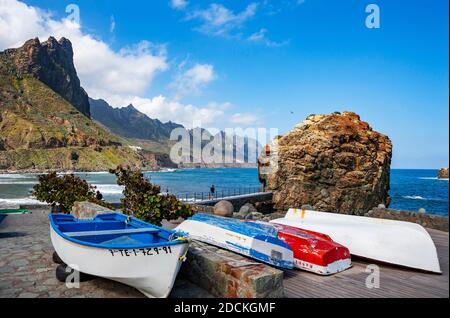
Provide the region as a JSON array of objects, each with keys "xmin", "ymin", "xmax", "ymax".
[
  {"xmin": 90, "ymin": 98, "xmax": 260, "ymax": 168},
  {"xmin": 90, "ymin": 98, "xmax": 182, "ymax": 142}
]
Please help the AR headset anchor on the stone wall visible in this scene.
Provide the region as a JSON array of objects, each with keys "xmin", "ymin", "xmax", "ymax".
[
  {"xmin": 366, "ymin": 208, "xmax": 449, "ymax": 232},
  {"xmin": 196, "ymin": 192, "xmax": 273, "ymax": 211},
  {"xmin": 180, "ymin": 241, "xmax": 284, "ymax": 298}
]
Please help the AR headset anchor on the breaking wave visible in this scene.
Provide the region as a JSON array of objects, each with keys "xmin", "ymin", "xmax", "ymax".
[
  {"xmin": 94, "ymin": 184, "xmax": 124, "ymax": 195},
  {"xmin": 403, "ymin": 195, "xmax": 427, "ymax": 200},
  {"xmin": 0, "ymin": 197, "xmax": 46, "ymax": 205},
  {"xmin": 0, "ymin": 181, "xmax": 38, "ymax": 185},
  {"xmin": 419, "ymin": 177, "xmax": 449, "ymax": 181}
]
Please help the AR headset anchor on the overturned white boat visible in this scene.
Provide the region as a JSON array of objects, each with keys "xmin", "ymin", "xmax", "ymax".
[
  {"xmin": 176, "ymin": 214, "xmax": 295, "ymax": 269},
  {"xmin": 271, "ymin": 209, "xmax": 442, "ymax": 273}
]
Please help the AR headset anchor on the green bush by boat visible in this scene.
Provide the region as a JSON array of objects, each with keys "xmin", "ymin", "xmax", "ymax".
[
  {"xmin": 110, "ymin": 165, "xmax": 196, "ymax": 226},
  {"xmin": 32, "ymin": 172, "xmax": 112, "ymax": 213}
]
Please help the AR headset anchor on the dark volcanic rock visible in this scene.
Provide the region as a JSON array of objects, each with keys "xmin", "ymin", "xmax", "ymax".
[
  {"xmin": 259, "ymin": 112, "xmax": 393, "ymax": 215},
  {"xmin": 367, "ymin": 208, "xmax": 449, "ymax": 232},
  {"xmin": 1, "ymin": 37, "xmax": 90, "ymax": 117}
]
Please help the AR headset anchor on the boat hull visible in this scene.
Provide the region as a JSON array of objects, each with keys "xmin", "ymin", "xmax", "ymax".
[
  {"xmin": 271, "ymin": 209, "xmax": 442, "ymax": 273},
  {"xmin": 50, "ymin": 227, "xmax": 188, "ymax": 298},
  {"xmin": 176, "ymin": 215, "xmax": 294, "ymax": 269},
  {"xmin": 270, "ymin": 223, "xmax": 352, "ymax": 275}
]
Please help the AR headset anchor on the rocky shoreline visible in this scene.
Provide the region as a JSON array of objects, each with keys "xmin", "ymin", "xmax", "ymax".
[{"xmin": 0, "ymin": 165, "xmax": 261, "ymax": 175}]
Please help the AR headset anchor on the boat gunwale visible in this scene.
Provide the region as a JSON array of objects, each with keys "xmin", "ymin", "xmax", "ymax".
[
  {"xmin": 49, "ymin": 213, "xmax": 189, "ymax": 250},
  {"xmin": 0, "ymin": 209, "xmax": 29, "ymax": 215}
]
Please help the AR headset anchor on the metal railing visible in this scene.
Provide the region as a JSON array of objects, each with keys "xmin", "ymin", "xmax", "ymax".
[{"xmin": 175, "ymin": 187, "xmax": 264, "ymax": 202}]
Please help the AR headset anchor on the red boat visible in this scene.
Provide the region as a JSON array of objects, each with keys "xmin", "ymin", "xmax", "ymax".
[{"xmin": 271, "ymin": 223, "xmax": 352, "ymax": 275}]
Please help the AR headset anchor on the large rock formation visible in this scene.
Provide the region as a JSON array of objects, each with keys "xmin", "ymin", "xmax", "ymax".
[
  {"xmin": 1, "ymin": 37, "xmax": 90, "ymax": 117},
  {"xmin": 259, "ymin": 112, "xmax": 392, "ymax": 215},
  {"xmin": 438, "ymin": 168, "xmax": 449, "ymax": 179}
]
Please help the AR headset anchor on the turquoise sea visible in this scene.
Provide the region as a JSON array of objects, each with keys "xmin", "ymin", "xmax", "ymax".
[{"xmin": 0, "ymin": 168, "xmax": 448, "ymax": 216}]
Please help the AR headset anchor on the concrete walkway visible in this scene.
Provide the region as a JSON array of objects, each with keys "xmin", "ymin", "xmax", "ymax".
[{"xmin": 0, "ymin": 210, "xmax": 211, "ymax": 298}]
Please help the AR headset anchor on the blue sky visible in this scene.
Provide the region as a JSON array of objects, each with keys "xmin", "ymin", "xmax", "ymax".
[{"xmin": 0, "ymin": 0, "xmax": 448, "ymax": 168}]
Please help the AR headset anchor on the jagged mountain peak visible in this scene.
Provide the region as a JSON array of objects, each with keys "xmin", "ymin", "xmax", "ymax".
[{"xmin": 0, "ymin": 37, "xmax": 90, "ymax": 117}]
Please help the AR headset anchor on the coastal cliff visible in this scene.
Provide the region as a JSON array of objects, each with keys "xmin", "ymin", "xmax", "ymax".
[
  {"xmin": 0, "ymin": 37, "xmax": 145, "ymax": 172},
  {"xmin": 1, "ymin": 37, "xmax": 90, "ymax": 117},
  {"xmin": 258, "ymin": 112, "xmax": 392, "ymax": 215}
]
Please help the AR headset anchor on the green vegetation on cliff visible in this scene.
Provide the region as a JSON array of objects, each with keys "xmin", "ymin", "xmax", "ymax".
[{"xmin": 0, "ymin": 38, "xmax": 143, "ymax": 172}]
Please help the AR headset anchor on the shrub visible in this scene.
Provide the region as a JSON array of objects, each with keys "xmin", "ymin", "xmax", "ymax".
[
  {"xmin": 110, "ymin": 165, "xmax": 196, "ymax": 226},
  {"xmin": 32, "ymin": 172, "xmax": 111, "ymax": 213}
]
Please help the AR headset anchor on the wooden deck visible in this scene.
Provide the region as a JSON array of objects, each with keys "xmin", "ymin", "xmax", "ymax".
[{"xmin": 283, "ymin": 229, "xmax": 449, "ymax": 298}]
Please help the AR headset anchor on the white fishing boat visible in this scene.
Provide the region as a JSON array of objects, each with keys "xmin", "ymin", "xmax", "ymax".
[
  {"xmin": 271, "ymin": 208, "xmax": 442, "ymax": 273},
  {"xmin": 176, "ymin": 214, "xmax": 295, "ymax": 268},
  {"xmin": 49, "ymin": 213, "xmax": 189, "ymax": 298}
]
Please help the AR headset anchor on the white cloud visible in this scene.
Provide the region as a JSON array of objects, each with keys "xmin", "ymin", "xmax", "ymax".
[
  {"xmin": 248, "ymin": 28, "xmax": 267, "ymax": 42},
  {"xmin": 0, "ymin": 0, "xmax": 168, "ymax": 101},
  {"xmin": 187, "ymin": 3, "xmax": 258, "ymax": 37},
  {"xmin": 230, "ymin": 113, "xmax": 261, "ymax": 126},
  {"xmin": 125, "ymin": 95, "xmax": 231, "ymax": 128},
  {"xmin": 110, "ymin": 15, "xmax": 116, "ymax": 33},
  {"xmin": 170, "ymin": 0, "xmax": 188, "ymax": 10},
  {"xmin": 248, "ymin": 28, "xmax": 288, "ymax": 47},
  {"xmin": 0, "ymin": 0, "xmax": 48, "ymax": 49},
  {"xmin": 171, "ymin": 63, "xmax": 215, "ymax": 99},
  {"xmin": 0, "ymin": 0, "xmax": 263, "ymax": 128},
  {"xmin": 103, "ymin": 93, "xmax": 262, "ymax": 129}
]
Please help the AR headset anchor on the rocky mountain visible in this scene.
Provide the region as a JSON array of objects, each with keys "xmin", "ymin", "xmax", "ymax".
[
  {"xmin": 1, "ymin": 37, "xmax": 90, "ymax": 117},
  {"xmin": 0, "ymin": 37, "xmax": 145, "ymax": 172},
  {"xmin": 90, "ymin": 98, "xmax": 182, "ymax": 143},
  {"xmin": 91, "ymin": 99, "xmax": 259, "ymax": 167},
  {"xmin": 258, "ymin": 112, "xmax": 392, "ymax": 215}
]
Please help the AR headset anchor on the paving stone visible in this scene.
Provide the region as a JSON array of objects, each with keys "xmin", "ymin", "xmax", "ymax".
[
  {"xmin": 36, "ymin": 267, "xmax": 53, "ymax": 273},
  {"xmin": 9, "ymin": 259, "xmax": 29, "ymax": 267},
  {"xmin": 0, "ymin": 288, "xmax": 21, "ymax": 297},
  {"xmin": 0, "ymin": 266, "xmax": 14, "ymax": 273},
  {"xmin": 42, "ymin": 278, "xmax": 59, "ymax": 286},
  {"xmin": 17, "ymin": 292, "xmax": 40, "ymax": 298}
]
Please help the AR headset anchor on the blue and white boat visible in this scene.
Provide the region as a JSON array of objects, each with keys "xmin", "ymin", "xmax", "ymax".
[
  {"xmin": 176, "ymin": 214, "xmax": 294, "ymax": 269},
  {"xmin": 49, "ymin": 213, "xmax": 189, "ymax": 298}
]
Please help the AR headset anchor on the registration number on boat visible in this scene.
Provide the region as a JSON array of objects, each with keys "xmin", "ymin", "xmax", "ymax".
[{"xmin": 109, "ymin": 247, "xmax": 172, "ymax": 257}]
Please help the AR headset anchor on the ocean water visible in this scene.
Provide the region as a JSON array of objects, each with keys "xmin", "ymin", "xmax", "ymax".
[{"xmin": 0, "ymin": 169, "xmax": 448, "ymax": 216}]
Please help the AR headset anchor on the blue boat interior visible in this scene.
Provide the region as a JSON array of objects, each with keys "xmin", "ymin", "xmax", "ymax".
[{"xmin": 49, "ymin": 213, "xmax": 186, "ymax": 249}]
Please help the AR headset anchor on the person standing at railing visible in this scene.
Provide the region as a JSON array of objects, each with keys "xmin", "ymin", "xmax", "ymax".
[{"xmin": 210, "ymin": 185, "xmax": 216, "ymax": 199}]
